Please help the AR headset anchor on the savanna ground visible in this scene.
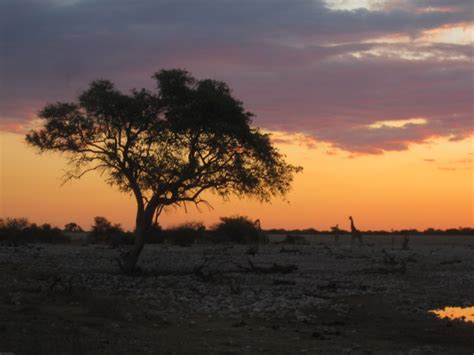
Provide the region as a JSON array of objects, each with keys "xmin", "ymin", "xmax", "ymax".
[{"xmin": 1, "ymin": 234, "xmax": 473, "ymax": 354}]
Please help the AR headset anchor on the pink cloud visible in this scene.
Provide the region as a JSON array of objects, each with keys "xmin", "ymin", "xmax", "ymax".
[{"xmin": 1, "ymin": 0, "xmax": 472, "ymax": 154}]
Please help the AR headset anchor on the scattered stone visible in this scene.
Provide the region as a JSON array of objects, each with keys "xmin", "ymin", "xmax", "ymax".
[
  {"xmin": 440, "ymin": 259, "xmax": 462, "ymax": 265},
  {"xmin": 232, "ymin": 320, "xmax": 247, "ymax": 327},
  {"xmin": 273, "ymin": 279, "xmax": 296, "ymax": 286}
]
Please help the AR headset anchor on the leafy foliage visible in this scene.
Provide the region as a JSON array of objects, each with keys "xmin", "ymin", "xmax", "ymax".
[
  {"xmin": 213, "ymin": 216, "xmax": 267, "ymax": 244},
  {"xmin": 26, "ymin": 69, "xmax": 301, "ymax": 222}
]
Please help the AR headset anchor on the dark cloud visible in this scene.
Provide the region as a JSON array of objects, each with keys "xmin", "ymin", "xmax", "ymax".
[{"xmin": 0, "ymin": 0, "xmax": 472, "ymax": 153}]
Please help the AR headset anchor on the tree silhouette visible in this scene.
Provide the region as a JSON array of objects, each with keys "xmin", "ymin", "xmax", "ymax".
[
  {"xmin": 91, "ymin": 216, "xmax": 121, "ymax": 235},
  {"xmin": 64, "ymin": 222, "xmax": 83, "ymax": 232},
  {"xmin": 26, "ymin": 69, "xmax": 302, "ymax": 272}
]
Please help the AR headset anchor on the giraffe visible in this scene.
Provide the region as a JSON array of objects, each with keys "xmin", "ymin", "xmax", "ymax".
[
  {"xmin": 349, "ymin": 216, "xmax": 363, "ymax": 246},
  {"xmin": 331, "ymin": 224, "xmax": 341, "ymax": 244},
  {"xmin": 246, "ymin": 219, "xmax": 263, "ymax": 255},
  {"xmin": 401, "ymin": 232, "xmax": 410, "ymax": 250}
]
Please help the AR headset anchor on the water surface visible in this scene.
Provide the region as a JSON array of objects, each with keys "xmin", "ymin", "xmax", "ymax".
[{"xmin": 430, "ymin": 307, "xmax": 474, "ymax": 323}]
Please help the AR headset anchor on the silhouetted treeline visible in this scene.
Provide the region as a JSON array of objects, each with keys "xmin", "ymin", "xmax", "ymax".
[
  {"xmin": 81, "ymin": 217, "xmax": 267, "ymax": 247},
  {"xmin": 0, "ymin": 218, "xmax": 69, "ymax": 245},
  {"xmin": 265, "ymin": 227, "xmax": 474, "ymax": 236},
  {"xmin": 149, "ymin": 217, "xmax": 267, "ymax": 246},
  {"xmin": 1, "ymin": 217, "xmax": 472, "ymax": 246},
  {"xmin": 0, "ymin": 216, "xmax": 268, "ymax": 246}
]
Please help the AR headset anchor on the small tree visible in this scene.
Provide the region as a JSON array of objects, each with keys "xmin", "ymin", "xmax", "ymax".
[
  {"xmin": 64, "ymin": 222, "xmax": 83, "ymax": 232},
  {"xmin": 26, "ymin": 69, "xmax": 302, "ymax": 272}
]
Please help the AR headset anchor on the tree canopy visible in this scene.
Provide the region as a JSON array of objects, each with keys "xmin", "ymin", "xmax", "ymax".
[{"xmin": 26, "ymin": 69, "xmax": 302, "ymax": 271}]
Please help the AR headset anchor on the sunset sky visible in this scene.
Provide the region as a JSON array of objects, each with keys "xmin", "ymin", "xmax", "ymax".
[{"xmin": 1, "ymin": 0, "xmax": 473, "ymax": 231}]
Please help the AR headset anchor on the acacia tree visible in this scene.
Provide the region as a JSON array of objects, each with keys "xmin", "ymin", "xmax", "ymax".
[{"xmin": 26, "ymin": 69, "xmax": 302, "ymax": 272}]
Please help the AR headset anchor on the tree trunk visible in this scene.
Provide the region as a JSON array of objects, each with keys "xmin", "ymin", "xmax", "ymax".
[
  {"xmin": 121, "ymin": 227, "xmax": 146, "ymax": 273},
  {"xmin": 120, "ymin": 209, "xmax": 153, "ymax": 273}
]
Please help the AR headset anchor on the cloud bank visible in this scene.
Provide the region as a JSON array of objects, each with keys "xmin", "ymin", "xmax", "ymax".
[{"xmin": 1, "ymin": 0, "xmax": 472, "ymax": 153}]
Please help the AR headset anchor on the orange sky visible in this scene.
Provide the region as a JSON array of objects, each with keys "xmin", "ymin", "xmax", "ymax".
[
  {"xmin": 1, "ymin": 131, "xmax": 472, "ymax": 231},
  {"xmin": 1, "ymin": 2, "xmax": 473, "ymax": 231}
]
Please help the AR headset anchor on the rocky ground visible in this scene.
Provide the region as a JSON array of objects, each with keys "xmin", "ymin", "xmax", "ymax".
[{"xmin": 1, "ymin": 234, "xmax": 473, "ymax": 354}]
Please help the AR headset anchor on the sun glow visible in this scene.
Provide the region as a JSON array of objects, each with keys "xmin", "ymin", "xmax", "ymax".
[{"xmin": 1, "ymin": 131, "xmax": 472, "ymax": 231}]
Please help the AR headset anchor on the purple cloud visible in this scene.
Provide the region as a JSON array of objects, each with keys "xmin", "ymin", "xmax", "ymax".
[{"xmin": 0, "ymin": 0, "xmax": 472, "ymax": 153}]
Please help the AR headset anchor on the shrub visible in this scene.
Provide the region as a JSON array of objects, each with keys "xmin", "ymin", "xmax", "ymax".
[
  {"xmin": 0, "ymin": 218, "xmax": 69, "ymax": 244},
  {"xmin": 146, "ymin": 223, "xmax": 163, "ymax": 244},
  {"xmin": 0, "ymin": 217, "xmax": 29, "ymax": 231},
  {"xmin": 213, "ymin": 216, "xmax": 268, "ymax": 244},
  {"xmin": 25, "ymin": 224, "xmax": 70, "ymax": 243},
  {"xmin": 64, "ymin": 222, "xmax": 83, "ymax": 232},
  {"xmin": 0, "ymin": 217, "xmax": 29, "ymax": 243},
  {"xmin": 88, "ymin": 216, "xmax": 131, "ymax": 246},
  {"xmin": 163, "ymin": 222, "xmax": 205, "ymax": 246}
]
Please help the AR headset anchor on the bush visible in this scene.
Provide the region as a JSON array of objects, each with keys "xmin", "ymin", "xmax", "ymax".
[
  {"xmin": 88, "ymin": 216, "xmax": 132, "ymax": 246},
  {"xmin": 26, "ymin": 223, "xmax": 70, "ymax": 243},
  {"xmin": 146, "ymin": 223, "xmax": 163, "ymax": 244},
  {"xmin": 0, "ymin": 218, "xmax": 70, "ymax": 244},
  {"xmin": 163, "ymin": 222, "xmax": 205, "ymax": 246},
  {"xmin": 0, "ymin": 217, "xmax": 29, "ymax": 231},
  {"xmin": 0, "ymin": 218, "xmax": 29, "ymax": 243},
  {"xmin": 213, "ymin": 216, "xmax": 268, "ymax": 244},
  {"xmin": 64, "ymin": 222, "xmax": 83, "ymax": 232}
]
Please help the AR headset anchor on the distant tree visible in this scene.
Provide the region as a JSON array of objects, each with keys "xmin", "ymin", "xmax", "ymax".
[
  {"xmin": 26, "ymin": 69, "xmax": 302, "ymax": 272},
  {"xmin": 64, "ymin": 222, "xmax": 83, "ymax": 232}
]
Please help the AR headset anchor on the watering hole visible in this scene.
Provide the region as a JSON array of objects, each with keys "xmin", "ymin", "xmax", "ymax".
[{"xmin": 430, "ymin": 306, "xmax": 474, "ymax": 323}]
